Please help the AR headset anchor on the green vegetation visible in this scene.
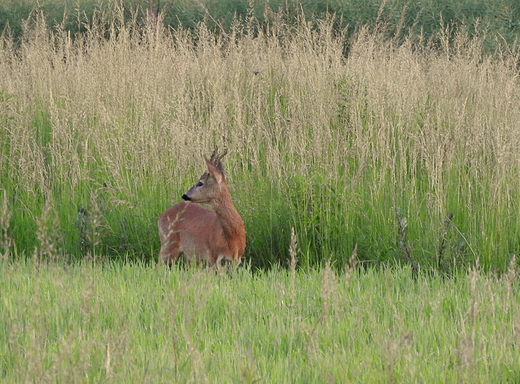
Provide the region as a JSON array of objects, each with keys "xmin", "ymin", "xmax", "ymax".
[
  {"xmin": 1, "ymin": 259, "xmax": 519, "ymax": 383},
  {"xmin": 1, "ymin": 0, "xmax": 519, "ymax": 50},
  {"xmin": 1, "ymin": 4, "xmax": 519, "ymax": 382},
  {"xmin": 0, "ymin": 5, "xmax": 520, "ymax": 271}
]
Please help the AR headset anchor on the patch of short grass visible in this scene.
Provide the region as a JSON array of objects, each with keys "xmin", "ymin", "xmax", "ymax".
[{"xmin": 1, "ymin": 260, "xmax": 519, "ymax": 383}]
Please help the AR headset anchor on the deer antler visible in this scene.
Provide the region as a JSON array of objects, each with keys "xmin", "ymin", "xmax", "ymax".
[{"xmin": 209, "ymin": 147, "xmax": 228, "ymax": 166}]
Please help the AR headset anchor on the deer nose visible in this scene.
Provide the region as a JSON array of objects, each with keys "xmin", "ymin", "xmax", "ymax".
[{"xmin": 182, "ymin": 194, "xmax": 191, "ymax": 201}]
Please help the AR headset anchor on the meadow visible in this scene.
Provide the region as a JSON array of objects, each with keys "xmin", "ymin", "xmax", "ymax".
[
  {"xmin": 1, "ymin": 7, "xmax": 520, "ymax": 270},
  {"xmin": 1, "ymin": 5, "xmax": 520, "ymax": 382},
  {"xmin": 1, "ymin": 259, "xmax": 520, "ymax": 383}
]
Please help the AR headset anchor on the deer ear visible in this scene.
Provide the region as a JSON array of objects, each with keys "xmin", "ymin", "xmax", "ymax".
[{"xmin": 206, "ymin": 159, "xmax": 223, "ymax": 184}]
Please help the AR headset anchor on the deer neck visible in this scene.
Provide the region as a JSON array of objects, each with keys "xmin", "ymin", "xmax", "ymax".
[{"xmin": 212, "ymin": 187, "xmax": 246, "ymax": 247}]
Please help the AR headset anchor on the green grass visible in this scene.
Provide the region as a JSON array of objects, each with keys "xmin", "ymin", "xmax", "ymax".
[
  {"xmin": 0, "ymin": 6, "xmax": 520, "ymax": 383},
  {"xmin": 1, "ymin": 259, "xmax": 519, "ymax": 382},
  {"xmin": 0, "ymin": 8, "xmax": 520, "ymax": 271},
  {"xmin": 1, "ymin": 6, "xmax": 519, "ymax": 382}
]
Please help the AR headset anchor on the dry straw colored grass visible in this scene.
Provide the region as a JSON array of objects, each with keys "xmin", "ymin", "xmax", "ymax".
[{"xmin": 0, "ymin": 9, "xmax": 519, "ymax": 269}]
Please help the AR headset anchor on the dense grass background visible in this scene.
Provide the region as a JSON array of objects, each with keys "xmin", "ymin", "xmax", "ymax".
[
  {"xmin": 1, "ymin": 259, "xmax": 519, "ymax": 382},
  {"xmin": 0, "ymin": 5, "xmax": 519, "ymax": 271}
]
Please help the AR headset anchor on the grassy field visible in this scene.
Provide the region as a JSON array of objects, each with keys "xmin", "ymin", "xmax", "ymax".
[
  {"xmin": 1, "ymin": 5, "xmax": 520, "ymax": 383},
  {"xmin": 1, "ymin": 8, "xmax": 520, "ymax": 271},
  {"xmin": 1, "ymin": 259, "xmax": 519, "ymax": 383},
  {"xmin": 1, "ymin": 6, "xmax": 520, "ymax": 382}
]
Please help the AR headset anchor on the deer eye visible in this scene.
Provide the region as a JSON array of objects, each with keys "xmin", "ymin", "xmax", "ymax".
[{"xmin": 196, "ymin": 182, "xmax": 203, "ymax": 187}]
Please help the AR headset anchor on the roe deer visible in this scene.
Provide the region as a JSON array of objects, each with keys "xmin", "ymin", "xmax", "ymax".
[{"xmin": 158, "ymin": 148, "xmax": 246, "ymax": 267}]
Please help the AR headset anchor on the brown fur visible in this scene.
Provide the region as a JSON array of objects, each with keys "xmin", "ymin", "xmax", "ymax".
[{"xmin": 158, "ymin": 150, "xmax": 246, "ymax": 267}]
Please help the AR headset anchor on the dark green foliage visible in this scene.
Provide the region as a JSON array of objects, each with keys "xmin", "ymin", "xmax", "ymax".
[{"xmin": 1, "ymin": 0, "xmax": 519, "ymax": 51}]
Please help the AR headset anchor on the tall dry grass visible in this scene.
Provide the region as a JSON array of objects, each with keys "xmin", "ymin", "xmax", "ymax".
[{"xmin": 0, "ymin": 9, "xmax": 519, "ymax": 270}]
